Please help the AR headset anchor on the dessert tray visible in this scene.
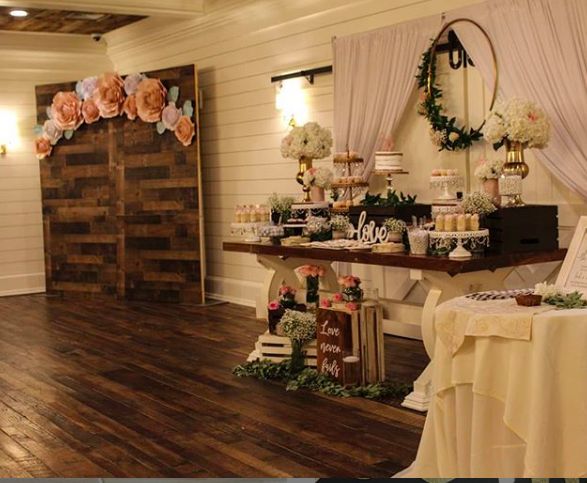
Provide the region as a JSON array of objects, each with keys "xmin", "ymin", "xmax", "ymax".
[{"xmin": 429, "ymin": 229, "xmax": 490, "ymax": 259}]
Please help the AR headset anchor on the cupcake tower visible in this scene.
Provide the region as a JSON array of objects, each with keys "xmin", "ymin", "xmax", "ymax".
[{"xmin": 331, "ymin": 150, "xmax": 369, "ymax": 212}]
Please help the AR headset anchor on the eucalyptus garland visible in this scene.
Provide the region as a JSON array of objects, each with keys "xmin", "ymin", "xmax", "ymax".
[
  {"xmin": 416, "ymin": 44, "xmax": 484, "ymax": 151},
  {"xmin": 233, "ymin": 359, "xmax": 411, "ymax": 400}
]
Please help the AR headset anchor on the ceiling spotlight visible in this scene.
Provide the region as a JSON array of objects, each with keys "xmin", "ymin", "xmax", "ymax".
[{"xmin": 9, "ymin": 9, "xmax": 29, "ymax": 17}]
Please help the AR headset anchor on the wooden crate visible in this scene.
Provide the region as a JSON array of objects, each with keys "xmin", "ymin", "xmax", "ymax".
[
  {"xmin": 359, "ymin": 302, "xmax": 386, "ymax": 384},
  {"xmin": 485, "ymin": 205, "xmax": 558, "ymax": 253},
  {"xmin": 248, "ymin": 331, "xmax": 317, "ymax": 367}
]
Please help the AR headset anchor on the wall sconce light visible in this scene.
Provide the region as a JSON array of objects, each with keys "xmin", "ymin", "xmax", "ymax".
[
  {"xmin": 0, "ymin": 110, "xmax": 18, "ymax": 155},
  {"xmin": 275, "ymin": 77, "xmax": 309, "ymax": 128}
]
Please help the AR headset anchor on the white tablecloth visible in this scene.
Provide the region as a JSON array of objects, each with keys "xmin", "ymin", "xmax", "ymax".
[{"xmin": 402, "ymin": 297, "xmax": 587, "ymax": 477}]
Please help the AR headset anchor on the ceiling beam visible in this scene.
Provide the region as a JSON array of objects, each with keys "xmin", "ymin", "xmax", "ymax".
[{"xmin": 0, "ymin": 0, "xmax": 204, "ymax": 17}]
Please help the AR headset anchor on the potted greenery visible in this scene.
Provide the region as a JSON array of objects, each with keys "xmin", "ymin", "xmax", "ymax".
[
  {"xmin": 268, "ymin": 193, "xmax": 294, "ymax": 225},
  {"xmin": 330, "ymin": 214, "xmax": 350, "ymax": 240},
  {"xmin": 383, "ymin": 217, "xmax": 407, "ymax": 242}
]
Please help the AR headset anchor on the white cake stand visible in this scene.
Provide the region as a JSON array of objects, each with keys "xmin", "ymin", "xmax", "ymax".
[
  {"xmin": 430, "ymin": 175, "xmax": 464, "ymax": 201},
  {"xmin": 429, "ymin": 229, "xmax": 490, "ymax": 259}
]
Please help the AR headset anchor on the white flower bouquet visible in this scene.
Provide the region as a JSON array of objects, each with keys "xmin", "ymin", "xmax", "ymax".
[
  {"xmin": 461, "ymin": 191, "xmax": 497, "ymax": 215},
  {"xmin": 302, "ymin": 166, "xmax": 333, "ymax": 188},
  {"xmin": 474, "ymin": 158, "xmax": 504, "ymax": 180},
  {"xmin": 280, "ymin": 121, "xmax": 333, "ymax": 160},
  {"xmin": 484, "ymin": 98, "xmax": 550, "ymax": 149}
]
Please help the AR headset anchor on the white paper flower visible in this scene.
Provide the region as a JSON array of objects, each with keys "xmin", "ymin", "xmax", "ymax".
[{"xmin": 42, "ymin": 119, "xmax": 63, "ymax": 145}]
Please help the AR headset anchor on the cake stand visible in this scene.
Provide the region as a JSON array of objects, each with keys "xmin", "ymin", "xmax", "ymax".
[
  {"xmin": 429, "ymin": 229, "xmax": 490, "ymax": 259},
  {"xmin": 374, "ymin": 168, "xmax": 410, "ymax": 192},
  {"xmin": 430, "ymin": 175, "xmax": 464, "ymax": 202}
]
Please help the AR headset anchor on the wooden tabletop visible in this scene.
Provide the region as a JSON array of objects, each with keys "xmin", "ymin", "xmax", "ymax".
[{"xmin": 223, "ymin": 241, "xmax": 567, "ymax": 276}]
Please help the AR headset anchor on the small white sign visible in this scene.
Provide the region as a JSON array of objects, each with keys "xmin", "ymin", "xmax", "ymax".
[
  {"xmin": 350, "ymin": 210, "xmax": 388, "ymax": 244},
  {"xmin": 557, "ymin": 216, "xmax": 587, "ymax": 297}
]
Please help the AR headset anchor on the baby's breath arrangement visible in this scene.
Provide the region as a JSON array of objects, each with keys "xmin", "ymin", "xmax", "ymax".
[
  {"xmin": 461, "ymin": 191, "xmax": 497, "ymax": 215},
  {"xmin": 280, "ymin": 309, "xmax": 317, "ymax": 372},
  {"xmin": 383, "ymin": 217, "xmax": 407, "ymax": 234},
  {"xmin": 331, "ymin": 214, "xmax": 350, "ymax": 232},
  {"xmin": 268, "ymin": 193, "xmax": 294, "ymax": 224}
]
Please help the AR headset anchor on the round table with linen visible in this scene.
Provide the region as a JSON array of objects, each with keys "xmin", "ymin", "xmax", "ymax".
[{"xmin": 402, "ymin": 295, "xmax": 587, "ymax": 477}]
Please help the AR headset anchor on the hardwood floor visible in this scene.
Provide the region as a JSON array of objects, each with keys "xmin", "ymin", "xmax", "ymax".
[{"xmin": 0, "ymin": 294, "xmax": 428, "ymax": 477}]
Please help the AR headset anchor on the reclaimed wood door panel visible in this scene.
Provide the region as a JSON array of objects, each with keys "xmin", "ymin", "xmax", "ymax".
[{"xmin": 36, "ymin": 64, "xmax": 204, "ymax": 303}]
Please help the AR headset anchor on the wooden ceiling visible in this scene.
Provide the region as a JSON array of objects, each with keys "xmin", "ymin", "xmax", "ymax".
[{"xmin": 0, "ymin": 7, "xmax": 145, "ymax": 34}]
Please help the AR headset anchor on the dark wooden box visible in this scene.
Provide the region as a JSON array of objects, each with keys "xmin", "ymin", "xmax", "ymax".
[
  {"xmin": 485, "ymin": 205, "xmax": 558, "ymax": 253},
  {"xmin": 348, "ymin": 204, "xmax": 431, "ymax": 226}
]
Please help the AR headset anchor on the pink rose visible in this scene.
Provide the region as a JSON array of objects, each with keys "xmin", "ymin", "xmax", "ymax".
[
  {"xmin": 78, "ymin": 76, "xmax": 98, "ymax": 101},
  {"xmin": 268, "ymin": 300, "xmax": 280, "ymax": 311},
  {"xmin": 51, "ymin": 91, "xmax": 83, "ymax": 131},
  {"xmin": 81, "ymin": 99, "xmax": 100, "ymax": 124},
  {"xmin": 35, "ymin": 137, "xmax": 52, "ymax": 159},
  {"xmin": 124, "ymin": 73, "xmax": 146, "ymax": 95},
  {"xmin": 123, "ymin": 95, "xmax": 137, "ymax": 121},
  {"xmin": 345, "ymin": 302, "xmax": 359, "ymax": 311},
  {"xmin": 332, "ymin": 293, "xmax": 343, "ymax": 303},
  {"xmin": 136, "ymin": 78, "xmax": 167, "ymax": 123},
  {"xmin": 320, "ymin": 299, "xmax": 332, "ymax": 308},
  {"xmin": 175, "ymin": 115, "xmax": 195, "ymax": 146},
  {"xmin": 42, "ymin": 119, "xmax": 62, "ymax": 145},
  {"xmin": 279, "ymin": 285, "xmax": 296, "ymax": 296},
  {"xmin": 95, "ymin": 72, "xmax": 125, "ymax": 118},
  {"xmin": 162, "ymin": 102, "xmax": 182, "ymax": 131}
]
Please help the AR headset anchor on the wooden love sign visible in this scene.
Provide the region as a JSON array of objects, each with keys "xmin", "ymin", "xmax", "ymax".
[{"xmin": 316, "ymin": 308, "xmax": 355, "ymax": 383}]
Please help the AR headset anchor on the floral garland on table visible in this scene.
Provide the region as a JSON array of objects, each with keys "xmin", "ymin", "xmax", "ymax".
[
  {"xmin": 416, "ymin": 44, "xmax": 483, "ymax": 151},
  {"xmin": 34, "ymin": 72, "xmax": 196, "ymax": 159}
]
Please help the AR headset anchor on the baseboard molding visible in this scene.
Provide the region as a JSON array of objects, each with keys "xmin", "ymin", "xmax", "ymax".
[
  {"xmin": 205, "ymin": 275, "xmax": 260, "ymax": 308},
  {"xmin": 0, "ymin": 273, "xmax": 46, "ymax": 297}
]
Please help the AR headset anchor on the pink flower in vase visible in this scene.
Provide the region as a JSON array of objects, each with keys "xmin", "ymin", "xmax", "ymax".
[
  {"xmin": 320, "ymin": 299, "xmax": 332, "ymax": 308},
  {"xmin": 278, "ymin": 285, "xmax": 296, "ymax": 296},
  {"xmin": 267, "ymin": 300, "xmax": 281, "ymax": 311},
  {"xmin": 345, "ymin": 302, "xmax": 359, "ymax": 311},
  {"xmin": 332, "ymin": 292, "xmax": 344, "ymax": 303}
]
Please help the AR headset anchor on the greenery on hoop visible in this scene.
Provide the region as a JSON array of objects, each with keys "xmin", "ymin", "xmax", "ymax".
[{"xmin": 416, "ymin": 43, "xmax": 484, "ymax": 151}]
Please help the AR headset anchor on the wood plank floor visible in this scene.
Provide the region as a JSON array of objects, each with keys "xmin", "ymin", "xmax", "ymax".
[{"xmin": 0, "ymin": 294, "xmax": 428, "ymax": 477}]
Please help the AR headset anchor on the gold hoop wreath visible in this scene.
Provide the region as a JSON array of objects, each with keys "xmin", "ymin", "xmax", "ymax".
[{"xmin": 417, "ymin": 18, "xmax": 499, "ymax": 151}]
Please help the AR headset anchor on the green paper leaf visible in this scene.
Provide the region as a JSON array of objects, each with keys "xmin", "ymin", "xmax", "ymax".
[
  {"xmin": 156, "ymin": 121, "xmax": 166, "ymax": 135},
  {"xmin": 183, "ymin": 100, "xmax": 194, "ymax": 118},
  {"xmin": 168, "ymin": 86, "xmax": 180, "ymax": 103},
  {"xmin": 64, "ymin": 130, "xmax": 74, "ymax": 140},
  {"xmin": 33, "ymin": 124, "xmax": 43, "ymax": 135}
]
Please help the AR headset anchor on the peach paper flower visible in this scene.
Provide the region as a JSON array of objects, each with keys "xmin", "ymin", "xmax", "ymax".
[
  {"xmin": 124, "ymin": 73, "xmax": 146, "ymax": 96},
  {"xmin": 35, "ymin": 137, "xmax": 52, "ymax": 159},
  {"xmin": 320, "ymin": 299, "xmax": 332, "ymax": 308},
  {"xmin": 42, "ymin": 119, "xmax": 62, "ymax": 145},
  {"xmin": 161, "ymin": 102, "xmax": 182, "ymax": 131},
  {"xmin": 51, "ymin": 91, "xmax": 83, "ymax": 131},
  {"xmin": 175, "ymin": 115, "xmax": 195, "ymax": 146},
  {"xmin": 95, "ymin": 72, "xmax": 125, "ymax": 118},
  {"xmin": 135, "ymin": 78, "xmax": 167, "ymax": 123},
  {"xmin": 123, "ymin": 95, "xmax": 137, "ymax": 121},
  {"xmin": 81, "ymin": 99, "xmax": 100, "ymax": 124}
]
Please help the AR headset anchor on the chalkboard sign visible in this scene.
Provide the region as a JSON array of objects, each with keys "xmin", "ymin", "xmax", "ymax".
[{"xmin": 316, "ymin": 308, "xmax": 357, "ymax": 383}]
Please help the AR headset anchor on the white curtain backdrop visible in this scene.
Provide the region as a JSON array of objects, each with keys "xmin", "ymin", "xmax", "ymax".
[
  {"xmin": 449, "ymin": 0, "xmax": 587, "ymax": 199},
  {"xmin": 333, "ymin": 16, "xmax": 440, "ymax": 178}
]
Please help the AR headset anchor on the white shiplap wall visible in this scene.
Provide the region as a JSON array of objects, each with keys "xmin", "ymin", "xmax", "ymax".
[
  {"xmin": 100, "ymin": 0, "xmax": 585, "ymax": 305},
  {"xmin": 0, "ymin": 31, "xmax": 112, "ymax": 296}
]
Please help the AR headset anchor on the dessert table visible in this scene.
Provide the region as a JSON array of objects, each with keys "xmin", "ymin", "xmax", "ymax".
[
  {"xmin": 401, "ymin": 295, "xmax": 587, "ymax": 477},
  {"xmin": 223, "ymin": 241, "xmax": 566, "ymax": 411}
]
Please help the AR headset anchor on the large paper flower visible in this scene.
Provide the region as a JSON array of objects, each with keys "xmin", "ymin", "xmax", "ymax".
[
  {"xmin": 42, "ymin": 119, "xmax": 63, "ymax": 145},
  {"xmin": 51, "ymin": 91, "xmax": 83, "ymax": 131},
  {"xmin": 161, "ymin": 103, "xmax": 182, "ymax": 131},
  {"xmin": 95, "ymin": 72, "xmax": 125, "ymax": 118},
  {"xmin": 123, "ymin": 95, "xmax": 137, "ymax": 121},
  {"xmin": 81, "ymin": 99, "xmax": 100, "ymax": 124},
  {"xmin": 78, "ymin": 76, "xmax": 98, "ymax": 101},
  {"xmin": 135, "ymin": 78, "xmax": 167, "ymax": 123},
  {"xmin": 35, "ymin": 137, "xmax": 52, "ymax": 159},
  {"xmin": 174, "ymin": 115, "xmax": 195, "ymax": 146}
]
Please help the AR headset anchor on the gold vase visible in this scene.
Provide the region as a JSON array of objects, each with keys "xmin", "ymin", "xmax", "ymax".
[
  {"xmin": 296, "ymin": 156, "xmax": 313, "ymax": 202},
  {"xmin": 503, "ymin": 140, "xmax": 529, "ymax": 179}
]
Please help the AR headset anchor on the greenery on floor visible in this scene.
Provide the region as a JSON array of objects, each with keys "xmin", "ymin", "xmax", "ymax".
[{"xmin": 233, "ymin": 359, "xmax": 411, "ymax": 400}]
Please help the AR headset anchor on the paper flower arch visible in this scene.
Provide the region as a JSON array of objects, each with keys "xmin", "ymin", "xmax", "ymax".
[{"xmin": 34, "ymin": 71, "xmax": 196, "ymax": 159}]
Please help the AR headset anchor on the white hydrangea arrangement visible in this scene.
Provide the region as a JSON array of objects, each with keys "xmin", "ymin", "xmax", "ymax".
[
  {"xmin": 474, "ymin": 158, "xmax": 504, "ymax": 180},
  {"xmin": 461, "ymin": 191, "xmax": 497, "ymax": 215},
  {"xmin": 302, "ymin": 166, "xmax": 333, "ymax": 188},
  {"xmin": 484, "ymin": 98, "xmax": 550, "ymax": 149},
  {"xmin": 280, "ymin": 121, "xmax": 333, "ymax": 160}
]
